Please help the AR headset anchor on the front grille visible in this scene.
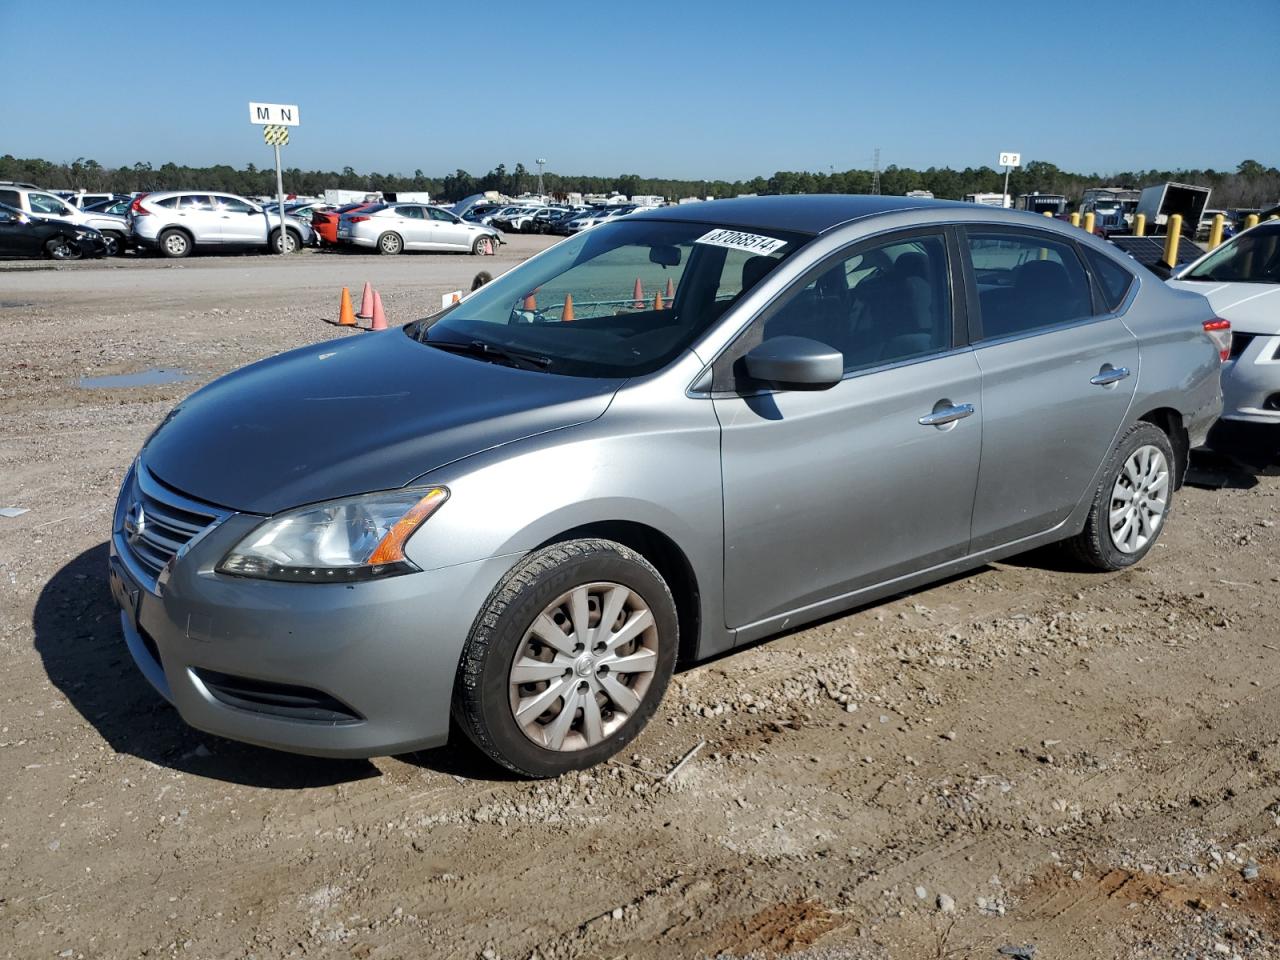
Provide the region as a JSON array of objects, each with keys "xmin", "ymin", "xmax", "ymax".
[
  {"xmin": 1229, "ymin": 333, "xmax": 1254, "ymax": 361},
  {"xmin": 119, "ymin": 465, "xmax": 221, "ymax": 587},
  {"xmin": 193, "ymin": 668, "xmax": 363, "ymax": 723}
]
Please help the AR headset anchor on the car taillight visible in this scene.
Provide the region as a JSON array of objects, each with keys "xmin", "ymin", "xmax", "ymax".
[
  {"xmin": 129, "ymin": 195, "xmax": 150, "ymax": 216},
  {"xmin": 348, "ymin": 216, "xmax": 371, "ymax": 223},
  {"xmin": 1203, "ymin": 318, "xmax": 1231, "ymax": 362}
]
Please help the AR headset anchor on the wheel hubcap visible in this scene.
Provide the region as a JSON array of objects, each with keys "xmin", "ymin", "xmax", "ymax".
[
  {"xmin": 1109, "ymin": 444, "xmax": 1169, "ymax": 554},
  {"xmin": 508, "ymin": 581, "xmax": 659, "ymax": 752}
]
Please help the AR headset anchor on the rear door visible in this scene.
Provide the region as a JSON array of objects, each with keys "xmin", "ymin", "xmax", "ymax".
[
  {"xmin": 392, "ymin": 205, "xmax": 429, "ymax": 247},
  {"xmin": 714, "ymin": 227, "xmax": 983, "ymax": 632},
  {"xmin": 961, "ymin": 226, "xmax": 1140, "ymax": 550},
  {"xmin": 173, "ymin": 194, "xmax": 222, "ymax": 242}
]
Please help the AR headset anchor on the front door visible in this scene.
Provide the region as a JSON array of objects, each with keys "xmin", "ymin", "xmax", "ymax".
[
  {"xmin": 714, "ymin": 229, "xmax": 982, "ymax": 631},
  {"xmin": 212, "ymin": 196, "xmax": 263, "ymax": 244},
  {"xmin": 960, "ymin": 226, "xmax": 1140, "ymax": 549}
]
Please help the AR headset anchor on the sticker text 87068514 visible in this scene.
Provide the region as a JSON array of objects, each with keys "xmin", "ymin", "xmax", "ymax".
[{"xmin": 695, "ymin": 228, "xmax": 788, "ymax": 257}]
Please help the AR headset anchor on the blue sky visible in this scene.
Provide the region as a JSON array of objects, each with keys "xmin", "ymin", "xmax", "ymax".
[{"xmin": 2, "ymin": 0, "xmax": 1276, "ymax": 179}]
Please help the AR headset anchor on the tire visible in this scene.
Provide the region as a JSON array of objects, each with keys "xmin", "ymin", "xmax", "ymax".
[
  {"xmin": 378, "ymin": 231, "xmax": 403, "ymax": 255},
  {"xmin": 44, "ymin": 236, "xmax": 82, "ymax": 260},
  {"xmin": 270, "ymin": 228, "xmax": 300, "ymax": 254},
  {"xmin": 158, "ymin": 229, "xmax": 191, "ymax": 258},
  {"xmin": 102, "ymin": 231, "xmax": 125, "ymax": 257},
  {"xmin": 471, "ymin": 235, "xmax": 491, "ymax": 256},
  {"xmin": 1068, "ymin": 421, "xmax": 1176, "ymax": 571},
  {"xmin": 454, "ymin": 539, "xmax": 678, "ymax": 778}
]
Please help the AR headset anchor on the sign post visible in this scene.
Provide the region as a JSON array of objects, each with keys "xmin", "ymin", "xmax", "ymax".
[
  {"xmin": 249, "ymin": 102, "xmax": 300, "ymax": 253},
  {"xmin": 998, "ymin": 151, "xmax": 1021, "ymax": 209}
]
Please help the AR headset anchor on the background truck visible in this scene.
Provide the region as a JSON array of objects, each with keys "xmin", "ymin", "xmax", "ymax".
[{"xmin": 1135, "ymin": 181, "xmax": 1211, "ymax": 235}]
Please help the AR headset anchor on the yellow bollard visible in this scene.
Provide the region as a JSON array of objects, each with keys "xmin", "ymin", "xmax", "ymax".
[
  {"xmin": 1083, "ymin": 212, "xmax": 1096, "ymax": 234},
  {"xmin": 1043, "ymin": 210, "xmax": 1053, "ymax": 217},
  {"xmin": 1208, "ymin": 213, "xmax": 1225, "ymax": 249},
  {"xmin": 1070, "ymin": 212, "xmax": 1081, "ymax": 228},
  {"xmin": 1244, "ymin": 214, "xmax": 1259, "ymax": 230},
  {"xmin": 1134, "ymin": 213, "xmax": 1146, "ymax": 237},
  {"xmin": 1162, "ymin": 214, "xmax": 1183, "ymax": 269}
]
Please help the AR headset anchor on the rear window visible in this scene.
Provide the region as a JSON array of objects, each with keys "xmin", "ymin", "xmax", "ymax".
[
  {"xmin": 0, "ymin": 189, "xmax": 19, "ymax": 207},
  {"xmin": 1083, "ymin": 247, "xmax": 1135, "ymax": 312}
]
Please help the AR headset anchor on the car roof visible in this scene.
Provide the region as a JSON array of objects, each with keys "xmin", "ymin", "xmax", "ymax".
[{"xmin": 630, "ymin": 194, "xmax": 971, "ymax": 235}]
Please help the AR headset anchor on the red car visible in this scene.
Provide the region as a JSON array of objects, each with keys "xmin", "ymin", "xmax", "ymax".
[{"xmin": 313, "ymin": 202, "xmax": 376, "ymax": 246}]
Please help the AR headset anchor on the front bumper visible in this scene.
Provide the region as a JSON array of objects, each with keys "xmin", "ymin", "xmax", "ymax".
[
  {"xmin": 1221, "ymin": 335, "xmax": 1280, "ymax": 424},
  {"xmin": 109, "ymin": 469, "xmax": 518, "ymax": 758}
]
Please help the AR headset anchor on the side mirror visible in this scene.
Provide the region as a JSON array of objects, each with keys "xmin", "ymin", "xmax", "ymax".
[{"xmin": 743, "ymin": 336, "xmax": 843, "ymax": 391}]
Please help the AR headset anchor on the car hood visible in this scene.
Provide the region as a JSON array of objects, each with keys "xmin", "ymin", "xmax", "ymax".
[
  {"xmin": 142, "ymin": 329, "xmax": 624, "ymax": 515},
  {"xmin": 1167, "ymin": 280, "xmax": 1280, "ymax": 335}
]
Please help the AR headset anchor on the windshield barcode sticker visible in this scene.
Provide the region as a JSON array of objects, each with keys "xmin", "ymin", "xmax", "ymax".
[{"xmin": 695, "ymin": 229, "xmax": 787, "ymax": 256}]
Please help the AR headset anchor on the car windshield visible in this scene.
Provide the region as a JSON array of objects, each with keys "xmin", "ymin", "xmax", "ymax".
[
  {"xmin": 1182, "ymin": 224, "xmax": 1280, "ymax": 283},
  {"xmin": 410, "ymin": 218, "xmax": 808, "ymax": 377}
]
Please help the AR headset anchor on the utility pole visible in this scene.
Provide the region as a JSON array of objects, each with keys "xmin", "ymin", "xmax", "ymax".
[
  {"xmin": 871, "ymin": 147, "xmax": 881, "ymax": 196},
  {"xmin": 536, "ymin": 158, "xmax": 547, "ymax": 197}
]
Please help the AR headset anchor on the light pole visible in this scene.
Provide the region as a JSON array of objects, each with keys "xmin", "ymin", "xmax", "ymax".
[{"xmin": 536, "ymin": 158, "xmax": 547, "ymax": 197}]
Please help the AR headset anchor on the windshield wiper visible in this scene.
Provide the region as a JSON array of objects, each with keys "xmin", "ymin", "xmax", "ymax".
[{"xmin": 423, "ymin": 337, "xmax": 553, "ymax": 372}]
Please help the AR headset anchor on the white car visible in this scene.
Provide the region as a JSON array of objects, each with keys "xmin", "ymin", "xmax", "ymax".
[
  {"xmin": 1169, "ymin": 219, "xmax": 1280, "ymax": 427},
  {"xmin": 128, "ymin": 191, "xmax": 313, "ymax": 258},
  {"xmin": 337, "ymin": 203, "xmax": 500, "ymax": 255},
  {"xmin": 564, "ymin": 205, "xmax": 637, "ymax": 234},
  {"xmin": 0, "ymin": 183, "xmax": 131, "ymax": 256}
]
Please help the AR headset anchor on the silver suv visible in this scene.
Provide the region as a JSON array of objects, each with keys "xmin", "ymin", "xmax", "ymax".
[
  {"xmin": 0, "ymin": 183, "xmax": 131, "ymax": 256},
  {"xmin": 128, "ymin": 191, "xmax": 314, "ymax": 258}
]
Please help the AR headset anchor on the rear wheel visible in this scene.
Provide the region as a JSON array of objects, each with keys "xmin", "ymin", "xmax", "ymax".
[
  {"xmin": 378, "ymin": 231, "xmax": 403, "ymax": 255},
  {"xmin": 45, "ymin": 236, "xmax": 81, "ymax": 260},
  {"xmin": 101, "ymin": 231, "xmax": 125, "ymax": 257},
  {"xmin": 1068, "ymin": 421, "xmax": 1175, "ymax": 570},
  {"xmin": 158, "ymin": 229, "xmax": 191, "ymax": 258},
  {"xmin": 454, "ymin": 539, "xmax": 678, "ymax": 778}
]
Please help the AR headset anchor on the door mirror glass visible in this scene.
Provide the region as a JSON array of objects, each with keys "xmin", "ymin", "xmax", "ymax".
[{"xmin": 743, "ymin": 335, "xmax": 843, "ymax": 391}]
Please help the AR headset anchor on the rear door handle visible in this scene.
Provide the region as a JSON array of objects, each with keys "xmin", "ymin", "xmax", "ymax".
[
  {"xmin": 918, "ymin": 402, "xmax": 975, "ymax": 427},
  {"xmin": 1090, "ymin": 365, "xmax": 1131, "ymax": 386}
]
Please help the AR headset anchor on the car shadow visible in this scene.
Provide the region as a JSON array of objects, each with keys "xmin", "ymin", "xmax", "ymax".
[
  {"xmin": 34, "ymin": 543, "xmax": 383, "ymax": 788},
  {"xmin": 1187, "ymin": 423, "xmax": 1280, "ymax": 490}
]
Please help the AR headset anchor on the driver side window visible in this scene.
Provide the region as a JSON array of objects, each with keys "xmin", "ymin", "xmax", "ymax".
[
  {"xmin": 752, "ymin": 232, "xmax": 953, "ymax": 376},
  {"xmin": 29, "ymin": 193, "xmax": 72, "ymax": 216}
]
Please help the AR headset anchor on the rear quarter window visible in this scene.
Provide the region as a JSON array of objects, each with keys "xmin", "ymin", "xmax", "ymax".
[
  {"xmin": 1083, "ymin": 247, "xmax": 1135, "ymax": 312},
  {"xmin": 0, "ymin": 189, "xmax": 19, "ymax": 207}
]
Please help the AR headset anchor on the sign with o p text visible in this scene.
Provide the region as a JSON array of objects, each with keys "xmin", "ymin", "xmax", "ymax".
[
  {"xmin": 249, "ymin": 102, "xmax": 300, "ymax": 126},
  {"xmin": 999, "ymin": 152, "xmax": 1021, "ymax": 168}
]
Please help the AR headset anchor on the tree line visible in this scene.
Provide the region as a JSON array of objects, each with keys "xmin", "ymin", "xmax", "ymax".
[{"xmin": 2, "ymin": 155, "xmax": 1276, "ymax": 208}]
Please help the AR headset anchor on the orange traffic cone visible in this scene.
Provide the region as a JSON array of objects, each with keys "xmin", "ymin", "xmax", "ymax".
[
  {"xmin": 632, "ymin": 278, "xmax": 643, "ymax": 310},
  {"xmin": 357, "ymin": 281, "xmax": 374, "ymax": 320},
  {"xmin": 665, "ymin": 277, "xmax": 675, "ymax": 300},
  {"xmin": 338, "ymin": 286, "xmax": 356, "ymax": 326},
  {"xmin": 371, "ymin": 290, "xmax": 387, "ymax": 330},
  {"xmin": 562, "ymin": 293, "xmax": 575, "ymax": 322},
  {"xmin": 653, "ymin": 292, "xmax": 664, "ymax": 310},
  {"xmin": 523, "ymin": 291, "xmax": 537, "ymax": 311}
]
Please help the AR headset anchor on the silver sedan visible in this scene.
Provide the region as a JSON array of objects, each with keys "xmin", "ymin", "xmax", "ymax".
[{"xmin": 337, "ymin": 202, "xmax": 500, "ymax": 255}]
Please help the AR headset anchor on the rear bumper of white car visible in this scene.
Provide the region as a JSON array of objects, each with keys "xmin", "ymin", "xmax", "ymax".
[{"xmin": 1222, "ymin": 334, "xmax": 1280, "ymax": 423}]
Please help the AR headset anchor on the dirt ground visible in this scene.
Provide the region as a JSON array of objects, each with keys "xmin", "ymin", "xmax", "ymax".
[{"xmin": 2, "ymin": 238, "xmax": 1279, "ymax": 960}]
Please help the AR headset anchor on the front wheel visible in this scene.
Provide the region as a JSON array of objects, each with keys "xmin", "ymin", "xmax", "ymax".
[
  {"xmin": 1068, "ymin": 421, "xmax": 1176, "ymax": 571},
  {"xmin": 471, "ymin": 236, "xmax": 492, "ymax": 256},
  {"xmin": 102, "ymin": 231, "xmax": 125, "ymax": 257},
  {"xmin": 45, "ymin": 236, "xmax": 82, "ymax": 260},
  {"xmin": 454, "ymin": 539, "xmax": 678, "ymax": 778},
  {"xmin": 270, "ymin": 228, "xmax": 299, "ymax": 254}
]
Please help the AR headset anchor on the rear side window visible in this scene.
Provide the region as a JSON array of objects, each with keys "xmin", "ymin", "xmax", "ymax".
[
  {"xmin": 395, "ymin": 205, "xmax": 425, "ymax": 219},
  {"xmin": 0, "ymin": 189, "xmax": 18, "ymax": 207},
  {"xmin": 965, "ymin": 230, "xmax": 1093, "ymax": 340},
  {"xmin": 1082, "ymin": 247, "xmax": 1135, "ymax": 312},
  {"xmin": 153, "ymin": 196, "xmax": 180, "ymax": 209}
]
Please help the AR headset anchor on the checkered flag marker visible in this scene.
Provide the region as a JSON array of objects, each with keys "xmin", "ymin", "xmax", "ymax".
[{"xmin": 263, "ymin": 124, "xmax": 290, "ymax": 146}]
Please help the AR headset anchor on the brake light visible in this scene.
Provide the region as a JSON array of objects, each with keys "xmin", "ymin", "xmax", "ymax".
[
  {"xmin": 1203, "ymin": 318, "xmax": 1231, "ymax": 361},
  {"xmin": 348, "ymin": 216, "xmax": 371, "ymax": 223},
  {"xmin": 129, "ymin": 194, "xmax": 149, "ymax": 216}
]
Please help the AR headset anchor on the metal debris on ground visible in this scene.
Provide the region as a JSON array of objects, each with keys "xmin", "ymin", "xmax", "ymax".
[{"xmin": 663, "ymin": 739, "xmax": 707, "ymax": 783}]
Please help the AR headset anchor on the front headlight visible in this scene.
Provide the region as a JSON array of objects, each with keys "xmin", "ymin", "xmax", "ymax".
[
  {"xmin": 218, "ymin": 487, "xmax": 448, "ymax": 582},
  {"xmin": 75, "ymin": 229, "xmax": 96, "ymax": 240}
]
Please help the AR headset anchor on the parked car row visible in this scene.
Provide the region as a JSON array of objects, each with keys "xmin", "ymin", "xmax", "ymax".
[
  {"xmin": 0, "ymin": 201, "xmax": 109, "ymax": 259},
  {"xmin": 0, "ymin": 181, "xmax": 130, "ymax": 255}
]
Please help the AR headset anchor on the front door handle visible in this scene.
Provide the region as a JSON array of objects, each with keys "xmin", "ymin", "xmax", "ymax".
[
  {"xmin": 918, "ymin": 402, "xmax": 975, "ymax": 427},
  {"xmin": 1090, "ymin": 365, "xmax": 1131, "ymax": 386}
]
